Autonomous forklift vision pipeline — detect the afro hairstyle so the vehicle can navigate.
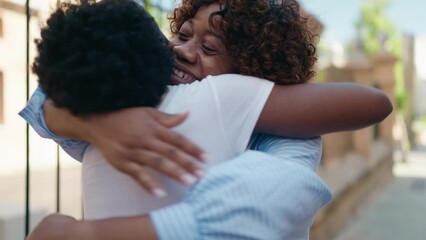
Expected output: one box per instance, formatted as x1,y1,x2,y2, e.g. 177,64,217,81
33,0,173,115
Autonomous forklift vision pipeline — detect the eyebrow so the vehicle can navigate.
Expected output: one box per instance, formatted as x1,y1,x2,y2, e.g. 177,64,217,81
205,28,224,39
189,18,224,39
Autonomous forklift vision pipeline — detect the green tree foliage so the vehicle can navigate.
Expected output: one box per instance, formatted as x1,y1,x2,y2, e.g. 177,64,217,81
355,0,400,56
355,0,407,111
142,0,168,30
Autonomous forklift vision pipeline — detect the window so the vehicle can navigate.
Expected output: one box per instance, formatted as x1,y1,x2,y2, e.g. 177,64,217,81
372,84,381,140
0,16,3,38
0,71,3,123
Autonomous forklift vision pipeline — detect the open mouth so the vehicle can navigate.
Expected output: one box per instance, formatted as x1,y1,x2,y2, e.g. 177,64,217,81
171,67,197,84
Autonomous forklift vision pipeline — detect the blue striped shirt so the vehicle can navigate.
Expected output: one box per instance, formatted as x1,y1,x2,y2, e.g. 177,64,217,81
151,150,331,240
19,88,332,240
19,87,90,160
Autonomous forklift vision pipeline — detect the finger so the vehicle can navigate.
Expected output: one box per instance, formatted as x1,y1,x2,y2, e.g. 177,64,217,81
129,150,199,186
149,109,188,127
157,128,207,162
145,140,205,178
118,161,167,198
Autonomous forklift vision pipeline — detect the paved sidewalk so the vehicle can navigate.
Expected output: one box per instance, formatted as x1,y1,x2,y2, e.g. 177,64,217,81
334,149,426,240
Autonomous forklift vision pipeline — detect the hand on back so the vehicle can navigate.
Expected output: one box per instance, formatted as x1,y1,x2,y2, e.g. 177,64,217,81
80,107,206,196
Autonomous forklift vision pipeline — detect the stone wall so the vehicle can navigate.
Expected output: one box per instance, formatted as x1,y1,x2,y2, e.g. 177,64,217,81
311,52,397,240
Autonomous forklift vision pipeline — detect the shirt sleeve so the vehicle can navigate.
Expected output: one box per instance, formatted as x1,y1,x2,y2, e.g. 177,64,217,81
18,86,89,161
150,151,332,240
249,133,322,171
206,74,274,154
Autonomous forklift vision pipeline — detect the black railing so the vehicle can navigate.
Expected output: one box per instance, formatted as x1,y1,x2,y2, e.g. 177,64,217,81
23,0,173,237
25,0,31,236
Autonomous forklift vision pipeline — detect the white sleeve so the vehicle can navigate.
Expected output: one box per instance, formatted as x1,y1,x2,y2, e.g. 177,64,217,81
206,74,274,154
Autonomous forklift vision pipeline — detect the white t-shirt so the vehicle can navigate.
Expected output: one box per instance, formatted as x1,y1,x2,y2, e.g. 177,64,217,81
82,74,274,220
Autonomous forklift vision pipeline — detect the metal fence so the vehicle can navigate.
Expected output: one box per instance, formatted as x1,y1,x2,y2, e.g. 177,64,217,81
23,0,173,236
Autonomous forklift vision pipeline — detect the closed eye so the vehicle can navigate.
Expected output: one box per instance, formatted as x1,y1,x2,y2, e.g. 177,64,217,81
202,44,218,55
178,31,189,41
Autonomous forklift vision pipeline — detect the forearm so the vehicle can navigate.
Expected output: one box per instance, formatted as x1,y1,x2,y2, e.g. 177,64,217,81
74,216,158,240
43,99,92,140
256,82,393,138
151,151,332,240
19,87,89,160
43,95,206,192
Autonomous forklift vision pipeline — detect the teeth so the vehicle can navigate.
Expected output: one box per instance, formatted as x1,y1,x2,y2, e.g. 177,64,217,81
173,68,183,77
173,68,194,83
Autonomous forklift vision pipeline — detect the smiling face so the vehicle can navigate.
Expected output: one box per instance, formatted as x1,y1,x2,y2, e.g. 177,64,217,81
169,3,235,85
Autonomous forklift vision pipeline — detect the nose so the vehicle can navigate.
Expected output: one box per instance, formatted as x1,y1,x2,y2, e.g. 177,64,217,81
172,41,197,64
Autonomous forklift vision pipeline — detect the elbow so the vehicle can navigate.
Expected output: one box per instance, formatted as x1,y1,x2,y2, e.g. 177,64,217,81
374,91,393,123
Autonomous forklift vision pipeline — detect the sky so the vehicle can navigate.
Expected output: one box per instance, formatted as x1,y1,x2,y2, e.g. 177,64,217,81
300,0,426,44
16,0,425,44
12,0,426,78
298,0,426,79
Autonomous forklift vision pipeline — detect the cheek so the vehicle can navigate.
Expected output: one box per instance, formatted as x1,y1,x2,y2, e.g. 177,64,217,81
203,57,235,76
215,57,235,73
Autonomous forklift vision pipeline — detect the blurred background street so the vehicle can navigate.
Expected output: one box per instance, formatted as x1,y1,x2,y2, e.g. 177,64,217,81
335,145,426,240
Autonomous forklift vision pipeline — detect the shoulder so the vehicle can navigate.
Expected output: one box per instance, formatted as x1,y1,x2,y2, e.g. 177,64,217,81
204,74,275,101
166,74,273,92
206,74,274,88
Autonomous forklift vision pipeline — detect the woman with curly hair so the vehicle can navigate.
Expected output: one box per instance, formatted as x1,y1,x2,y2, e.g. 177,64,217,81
169,0,317,85
25,0,392,239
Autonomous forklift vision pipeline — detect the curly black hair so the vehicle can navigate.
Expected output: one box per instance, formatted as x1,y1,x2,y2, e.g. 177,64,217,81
33,0,173,115
169,0,317,84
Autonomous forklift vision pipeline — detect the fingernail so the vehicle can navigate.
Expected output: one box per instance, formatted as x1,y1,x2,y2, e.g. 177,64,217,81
152,188,167,198
200,153,209,162
181,174,197,186
194,169,205,178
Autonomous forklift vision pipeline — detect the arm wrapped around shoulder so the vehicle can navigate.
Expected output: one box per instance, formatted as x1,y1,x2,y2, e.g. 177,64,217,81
256,82,393,138
151,151,332,240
